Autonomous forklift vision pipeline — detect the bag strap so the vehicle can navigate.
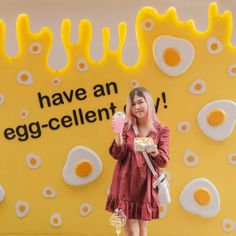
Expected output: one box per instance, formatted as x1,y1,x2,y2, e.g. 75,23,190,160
133,124,158,177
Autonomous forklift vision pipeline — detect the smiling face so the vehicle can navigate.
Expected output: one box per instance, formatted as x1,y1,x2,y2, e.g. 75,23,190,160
131,95,148,120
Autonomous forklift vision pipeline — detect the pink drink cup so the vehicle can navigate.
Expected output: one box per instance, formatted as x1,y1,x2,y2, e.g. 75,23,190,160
113,112,126,134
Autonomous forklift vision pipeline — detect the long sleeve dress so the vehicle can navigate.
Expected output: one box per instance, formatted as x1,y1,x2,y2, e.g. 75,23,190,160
105,121,170,220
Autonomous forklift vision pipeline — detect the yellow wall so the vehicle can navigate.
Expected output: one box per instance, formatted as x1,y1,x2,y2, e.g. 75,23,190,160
0,2,235,235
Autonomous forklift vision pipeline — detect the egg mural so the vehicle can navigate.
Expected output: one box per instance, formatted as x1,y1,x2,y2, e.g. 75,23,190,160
15,200,30,218
179,178,220,218
0,2,235,236
197,100,236,141
63,146,102,186
153,36,195,76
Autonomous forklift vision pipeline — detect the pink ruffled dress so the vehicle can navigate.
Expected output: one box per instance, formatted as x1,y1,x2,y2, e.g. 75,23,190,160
105,122,170,220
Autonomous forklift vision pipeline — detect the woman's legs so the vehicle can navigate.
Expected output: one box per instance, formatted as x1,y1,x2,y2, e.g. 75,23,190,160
138,220,148,236
123,219,148,236
123,219,139,236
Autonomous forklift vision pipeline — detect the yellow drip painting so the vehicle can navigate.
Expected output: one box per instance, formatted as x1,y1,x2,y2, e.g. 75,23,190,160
0,2,235,236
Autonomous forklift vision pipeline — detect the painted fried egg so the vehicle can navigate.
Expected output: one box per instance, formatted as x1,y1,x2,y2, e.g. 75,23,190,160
227,152,236,165
16,200,30,218
183,150,199,167
197,100,236,141
189,79,207,95
228,64,236,77
222,218,235,232
28,42,42,55
153,36,195,76
20,109,29,119
63,146,102,186
76,58,89,72
141,18,155,31
50,213,62,227
80,203,92,217
179,178,220,218
42,186,56,199
207,36,223,54
51,77,61,87
26,152,42,169
16,70,33,85
130,80,140,88
177,121,191,134
0,185,5,202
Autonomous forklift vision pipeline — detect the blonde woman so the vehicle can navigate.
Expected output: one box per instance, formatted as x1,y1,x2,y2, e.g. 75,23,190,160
106,87,170,236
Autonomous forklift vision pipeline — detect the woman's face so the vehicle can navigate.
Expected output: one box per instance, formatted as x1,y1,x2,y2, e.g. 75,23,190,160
131,95,148,119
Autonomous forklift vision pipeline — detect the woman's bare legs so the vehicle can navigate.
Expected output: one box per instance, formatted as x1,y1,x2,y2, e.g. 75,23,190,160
138,220,148,236
124,219,139,236
123,219,148,236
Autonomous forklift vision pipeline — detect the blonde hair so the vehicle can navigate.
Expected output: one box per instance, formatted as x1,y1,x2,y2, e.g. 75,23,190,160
125,87,159,130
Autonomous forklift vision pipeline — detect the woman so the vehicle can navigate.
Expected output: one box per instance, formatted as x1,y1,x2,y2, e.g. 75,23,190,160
106,87,170,236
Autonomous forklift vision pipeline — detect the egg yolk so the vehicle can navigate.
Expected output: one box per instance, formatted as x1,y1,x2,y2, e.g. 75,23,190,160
32,46,38,52
193,188,211,206
46,189,52,195
75,161,93,177
211,43,218,51
207,109,226,126
231,155,236,161
53,218,59,224
181,125,187,131
225,223,231,229
30,158,37,165
187,155,195,162
231,67,236,73
163,48,181,67
19,205,26,212
82,206,89,213
21,74,28,81
145,21,151,28
194,83,202,91
78,63,85,69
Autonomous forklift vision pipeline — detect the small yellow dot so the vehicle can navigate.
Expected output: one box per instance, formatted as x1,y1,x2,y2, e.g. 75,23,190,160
21,74,28,81
79,63,85,69
19,205,26,212
33,46,38,52
83,206,89,213
181,125,187,131
231,155,236,161
30,158,37,165
187,156,195,163
145,22,151,28
211,43,218,51
231,67,236,73
46,189,52,195
225,223,231,229
194,83,202,91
